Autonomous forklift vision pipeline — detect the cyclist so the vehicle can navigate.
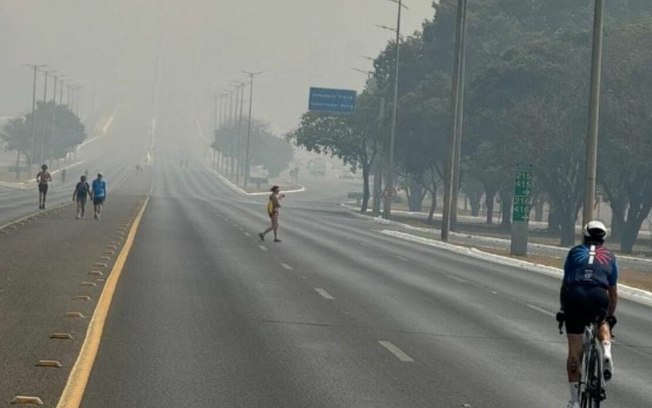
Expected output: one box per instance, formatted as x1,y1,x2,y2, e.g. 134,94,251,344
558,220,618,408
36,164,52,209
92,172,107,220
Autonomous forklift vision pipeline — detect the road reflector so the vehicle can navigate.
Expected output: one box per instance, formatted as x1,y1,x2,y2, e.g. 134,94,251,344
36,360,62,368
73,295,91,301
10,396,43,405
81,282,97,287
65,312,85,318
88,270,103,276
50,333,73,340
93,263,108,268
100,256,111,261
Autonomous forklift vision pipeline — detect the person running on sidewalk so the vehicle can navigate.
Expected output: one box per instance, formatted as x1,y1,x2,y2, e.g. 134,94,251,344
259,185,285,243
36,164,52,209
72,175,92,219
92,172,107,220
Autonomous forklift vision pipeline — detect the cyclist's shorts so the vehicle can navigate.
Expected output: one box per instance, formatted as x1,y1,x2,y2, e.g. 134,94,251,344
563,285,609,334
38,184,48,194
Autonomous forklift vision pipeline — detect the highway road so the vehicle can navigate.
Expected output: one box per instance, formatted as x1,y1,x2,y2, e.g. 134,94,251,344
72,132,652,407
1,113,651,407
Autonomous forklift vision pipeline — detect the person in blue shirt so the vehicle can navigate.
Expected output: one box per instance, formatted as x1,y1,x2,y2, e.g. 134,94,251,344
92,172,107,220
558,220,618,408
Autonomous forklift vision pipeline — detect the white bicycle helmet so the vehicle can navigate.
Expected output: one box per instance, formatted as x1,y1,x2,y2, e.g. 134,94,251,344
583,220,608,239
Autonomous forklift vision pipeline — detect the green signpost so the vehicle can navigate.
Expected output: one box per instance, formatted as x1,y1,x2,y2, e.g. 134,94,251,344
512,169,533,222
511,165,533,255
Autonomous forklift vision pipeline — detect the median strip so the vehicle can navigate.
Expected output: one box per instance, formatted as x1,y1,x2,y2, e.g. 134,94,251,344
56,197,149,408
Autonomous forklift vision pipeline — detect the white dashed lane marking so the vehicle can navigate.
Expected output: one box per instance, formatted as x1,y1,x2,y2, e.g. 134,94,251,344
244,232,251,237
258,245,268,252
281,263,294,271
526,304,556,317
446,274,468,284
314,288,334,300
378,341,415,362
395,255,409,262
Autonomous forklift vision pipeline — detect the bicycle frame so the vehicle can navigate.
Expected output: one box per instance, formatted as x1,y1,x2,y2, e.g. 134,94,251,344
580,322,606,407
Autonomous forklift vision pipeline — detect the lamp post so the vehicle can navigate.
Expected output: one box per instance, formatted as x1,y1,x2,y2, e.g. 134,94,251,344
379,0,406,219
24,64,46,167
583,0,605,226
441,0,468,242
231,81,246,185
243,71,262,189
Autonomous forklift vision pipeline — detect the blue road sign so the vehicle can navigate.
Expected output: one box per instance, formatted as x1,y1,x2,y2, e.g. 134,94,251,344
309,87,356,114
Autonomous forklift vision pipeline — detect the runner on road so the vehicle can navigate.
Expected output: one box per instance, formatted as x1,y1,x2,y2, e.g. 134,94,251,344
259,185,284,243
92,172,107,220
36,164,52,209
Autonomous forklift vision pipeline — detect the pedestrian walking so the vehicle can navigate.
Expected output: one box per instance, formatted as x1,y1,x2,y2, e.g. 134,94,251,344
259,185,285,243
72,175,91,219
92,172,107,220
36,164,52,209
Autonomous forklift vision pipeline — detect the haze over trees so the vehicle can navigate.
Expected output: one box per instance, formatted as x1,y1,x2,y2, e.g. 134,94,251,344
1,101,86,177
291,0,652,253
212,119,293,178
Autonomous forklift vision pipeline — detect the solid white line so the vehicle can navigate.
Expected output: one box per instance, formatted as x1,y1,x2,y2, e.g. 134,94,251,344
281,263,294,271
526,304,556,317
446,274,468,283
314,288,334,300
258,245,268,252
378,341,415,362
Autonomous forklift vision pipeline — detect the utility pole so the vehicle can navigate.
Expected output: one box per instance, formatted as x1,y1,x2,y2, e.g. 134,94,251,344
39,70,54,164
583,0,605,226
231,81,246,184
243,71,262,189
441,0,468,242
382,0,405,219
25,64,46,167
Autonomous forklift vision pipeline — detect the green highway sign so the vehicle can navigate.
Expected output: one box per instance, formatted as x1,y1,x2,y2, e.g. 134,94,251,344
512,167,533,222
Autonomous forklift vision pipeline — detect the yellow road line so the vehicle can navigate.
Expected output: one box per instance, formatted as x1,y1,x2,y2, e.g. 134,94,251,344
56,197,150,408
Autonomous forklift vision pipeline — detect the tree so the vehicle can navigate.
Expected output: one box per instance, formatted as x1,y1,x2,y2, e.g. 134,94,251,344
599,18,652,252
289,93,382,212
1,101,86,177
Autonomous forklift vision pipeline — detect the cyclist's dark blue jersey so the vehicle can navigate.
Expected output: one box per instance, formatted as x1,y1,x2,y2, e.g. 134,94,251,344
563,243,618,289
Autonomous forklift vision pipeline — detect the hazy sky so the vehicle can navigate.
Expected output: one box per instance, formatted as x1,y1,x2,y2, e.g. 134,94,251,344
1,1,436,134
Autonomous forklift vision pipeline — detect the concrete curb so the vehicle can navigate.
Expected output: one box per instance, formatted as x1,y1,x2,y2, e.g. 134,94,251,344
212,169,306,196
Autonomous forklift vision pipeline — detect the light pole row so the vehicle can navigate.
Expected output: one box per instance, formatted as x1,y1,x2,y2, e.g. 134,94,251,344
24,64,83,167
213,71,262,187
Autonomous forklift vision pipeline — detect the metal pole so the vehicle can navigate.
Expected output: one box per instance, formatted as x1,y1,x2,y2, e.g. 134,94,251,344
441,0,468,242
40,71,50,164
583,0,605,226
26,64,45,167
382,0,402,219
244,71,261,188
52,75,58,103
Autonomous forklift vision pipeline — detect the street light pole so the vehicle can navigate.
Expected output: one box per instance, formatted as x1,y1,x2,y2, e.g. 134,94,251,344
441,0,468,242
583,0,605,226
382,0,404,219
39,70,53,164
25,64,46,167
243,71,262,189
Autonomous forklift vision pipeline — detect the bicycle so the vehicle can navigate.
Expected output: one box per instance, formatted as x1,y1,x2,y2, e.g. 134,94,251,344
559,317,607,407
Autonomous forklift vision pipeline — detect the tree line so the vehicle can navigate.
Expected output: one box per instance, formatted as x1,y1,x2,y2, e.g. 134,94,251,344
1,101,86,177
290,0,652,253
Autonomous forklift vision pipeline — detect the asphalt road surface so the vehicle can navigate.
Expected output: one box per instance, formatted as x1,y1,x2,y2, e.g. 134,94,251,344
75,142,652,407
1,111,650,407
